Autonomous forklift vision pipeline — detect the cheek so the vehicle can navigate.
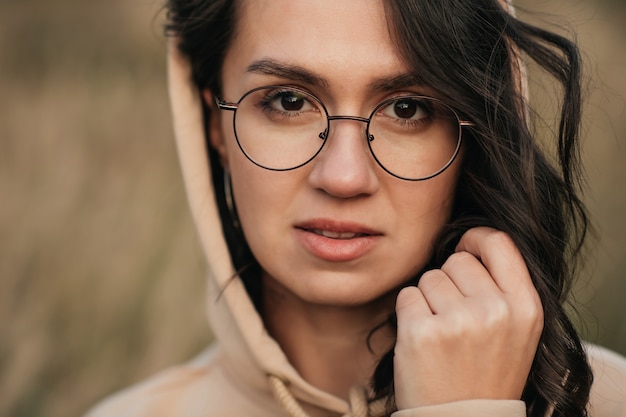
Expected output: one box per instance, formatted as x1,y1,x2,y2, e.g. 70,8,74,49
388,163,461,262
230,160,268,229
394,163,461,222
228,155,297,251
229,168,271,269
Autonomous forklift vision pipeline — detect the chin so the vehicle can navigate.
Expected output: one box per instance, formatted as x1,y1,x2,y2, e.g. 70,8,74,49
272,269,405,308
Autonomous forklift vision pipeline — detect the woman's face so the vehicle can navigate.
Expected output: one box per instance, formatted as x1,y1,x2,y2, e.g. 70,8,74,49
209,0,462,307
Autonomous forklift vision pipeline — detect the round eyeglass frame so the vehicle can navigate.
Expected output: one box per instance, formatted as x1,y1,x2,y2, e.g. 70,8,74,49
215,85,473,181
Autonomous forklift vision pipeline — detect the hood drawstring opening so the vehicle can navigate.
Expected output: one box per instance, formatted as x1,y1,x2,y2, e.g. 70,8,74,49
268,374,387,417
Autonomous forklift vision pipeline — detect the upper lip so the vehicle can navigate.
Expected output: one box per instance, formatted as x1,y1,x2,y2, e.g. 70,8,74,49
295,218,382,236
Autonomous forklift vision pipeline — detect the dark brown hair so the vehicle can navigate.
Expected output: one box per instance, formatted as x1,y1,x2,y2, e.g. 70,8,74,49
165,1,593,415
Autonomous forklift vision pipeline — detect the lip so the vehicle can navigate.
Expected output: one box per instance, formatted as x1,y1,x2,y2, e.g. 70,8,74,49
294,219,383,262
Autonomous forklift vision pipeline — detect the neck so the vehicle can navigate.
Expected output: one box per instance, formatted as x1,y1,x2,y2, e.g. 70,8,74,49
262,277,396,400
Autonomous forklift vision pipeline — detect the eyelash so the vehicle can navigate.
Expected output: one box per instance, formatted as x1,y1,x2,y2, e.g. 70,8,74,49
256,88,316,117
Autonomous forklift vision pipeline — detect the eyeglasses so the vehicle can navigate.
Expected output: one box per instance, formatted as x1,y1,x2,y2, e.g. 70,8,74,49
216,85,472,181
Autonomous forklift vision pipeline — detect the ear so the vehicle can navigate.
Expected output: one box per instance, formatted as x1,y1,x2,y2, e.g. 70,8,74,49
203,89,229,169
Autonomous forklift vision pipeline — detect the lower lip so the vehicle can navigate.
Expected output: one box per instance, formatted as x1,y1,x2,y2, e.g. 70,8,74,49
295,228,381,262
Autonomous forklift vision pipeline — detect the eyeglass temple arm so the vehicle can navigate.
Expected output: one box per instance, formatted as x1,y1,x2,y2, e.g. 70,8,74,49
459,120,474,127
215,97,238,111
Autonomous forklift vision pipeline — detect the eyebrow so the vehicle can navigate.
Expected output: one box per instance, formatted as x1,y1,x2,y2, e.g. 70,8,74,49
246,59,329,88
369,73,423,92
246,58,422,92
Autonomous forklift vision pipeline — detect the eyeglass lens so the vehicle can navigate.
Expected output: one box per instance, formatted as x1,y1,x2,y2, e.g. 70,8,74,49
232,86,462,180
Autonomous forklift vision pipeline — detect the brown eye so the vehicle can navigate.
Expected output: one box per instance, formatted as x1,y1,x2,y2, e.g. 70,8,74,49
380,97,429,122
280,94,305,111
393,100,419,119
268,91,314,113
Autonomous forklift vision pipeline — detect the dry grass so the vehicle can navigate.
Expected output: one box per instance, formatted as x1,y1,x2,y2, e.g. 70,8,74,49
0,1,624,416
0,2,210,415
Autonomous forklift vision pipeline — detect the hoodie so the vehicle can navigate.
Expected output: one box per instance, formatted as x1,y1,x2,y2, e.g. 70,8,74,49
85,1,626,416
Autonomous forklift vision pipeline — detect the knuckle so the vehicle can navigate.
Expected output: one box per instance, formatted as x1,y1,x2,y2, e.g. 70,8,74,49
395,286,422,312
445,309,490,342
505,291,545,338
443,250,475,268
485,230,516,251
485,298,511,326
418,269,445,290
485,231,529,275
520,297,545,329
447,310,473,335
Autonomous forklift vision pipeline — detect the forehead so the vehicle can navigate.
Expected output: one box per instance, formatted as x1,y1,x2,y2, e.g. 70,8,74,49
221,0,410,97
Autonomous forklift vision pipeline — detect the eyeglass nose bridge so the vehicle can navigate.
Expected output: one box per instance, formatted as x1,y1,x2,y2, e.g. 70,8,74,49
318,115,375,142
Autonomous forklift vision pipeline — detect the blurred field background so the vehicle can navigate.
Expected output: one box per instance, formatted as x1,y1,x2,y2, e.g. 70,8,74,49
0,0,624,416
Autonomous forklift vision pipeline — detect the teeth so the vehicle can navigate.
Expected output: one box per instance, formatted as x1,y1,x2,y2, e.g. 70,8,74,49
313,229,359,239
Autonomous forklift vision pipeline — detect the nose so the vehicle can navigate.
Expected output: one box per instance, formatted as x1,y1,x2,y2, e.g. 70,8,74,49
308,117,380,198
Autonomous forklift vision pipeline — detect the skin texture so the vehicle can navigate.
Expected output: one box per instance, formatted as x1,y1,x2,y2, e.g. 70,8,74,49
204,0,544,408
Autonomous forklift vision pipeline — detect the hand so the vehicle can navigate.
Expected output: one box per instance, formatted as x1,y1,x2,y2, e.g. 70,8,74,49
393,227,544,409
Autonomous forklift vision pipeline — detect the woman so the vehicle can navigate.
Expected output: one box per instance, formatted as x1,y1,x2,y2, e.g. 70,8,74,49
86,0,626,416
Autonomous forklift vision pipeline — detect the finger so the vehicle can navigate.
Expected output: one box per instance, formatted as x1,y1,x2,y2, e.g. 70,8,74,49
417,269,464,314
455,227,532,295
395,285,432,319
440,250,499,297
